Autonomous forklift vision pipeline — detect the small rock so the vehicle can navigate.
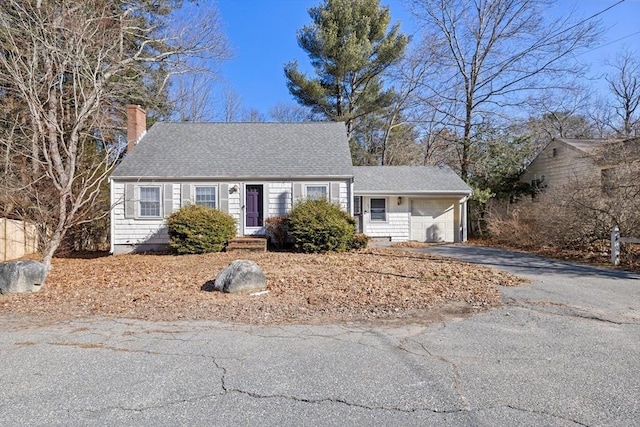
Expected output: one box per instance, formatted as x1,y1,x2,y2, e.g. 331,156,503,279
212,260,267,293
0,260,47,294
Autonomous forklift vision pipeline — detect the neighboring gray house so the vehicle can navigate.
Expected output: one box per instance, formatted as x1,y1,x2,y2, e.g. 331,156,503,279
521,137,640,195
110,106,471,253
353,166,471,243
521,138,620,192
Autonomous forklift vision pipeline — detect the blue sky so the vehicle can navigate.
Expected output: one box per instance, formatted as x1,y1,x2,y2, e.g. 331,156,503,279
213,0,640,118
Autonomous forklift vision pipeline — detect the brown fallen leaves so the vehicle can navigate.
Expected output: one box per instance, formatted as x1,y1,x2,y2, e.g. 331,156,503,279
0,249,527,325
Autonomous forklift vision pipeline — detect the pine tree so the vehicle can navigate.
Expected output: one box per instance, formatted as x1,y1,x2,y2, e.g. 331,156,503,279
284,0,408,139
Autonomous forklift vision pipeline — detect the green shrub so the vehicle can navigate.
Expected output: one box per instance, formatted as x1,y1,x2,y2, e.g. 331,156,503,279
167,205,236,254
349,233,370,250
287,199,356,253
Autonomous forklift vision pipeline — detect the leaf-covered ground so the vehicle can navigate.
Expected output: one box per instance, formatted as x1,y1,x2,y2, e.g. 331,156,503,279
0,249,527,325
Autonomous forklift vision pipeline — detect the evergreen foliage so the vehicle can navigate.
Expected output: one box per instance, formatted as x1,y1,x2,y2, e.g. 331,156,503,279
167,205,236,254
284,0,408,139
287,199,356,253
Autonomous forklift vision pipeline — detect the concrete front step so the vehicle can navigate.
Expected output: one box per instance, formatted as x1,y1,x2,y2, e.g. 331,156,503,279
226,236,268,252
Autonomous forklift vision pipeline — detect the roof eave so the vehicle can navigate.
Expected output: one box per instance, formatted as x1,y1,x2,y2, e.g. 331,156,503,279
354,190,472,196
110,174,354,181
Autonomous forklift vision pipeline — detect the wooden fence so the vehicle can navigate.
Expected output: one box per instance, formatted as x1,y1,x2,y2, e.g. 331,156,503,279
0,218,38,262
611,226,640,265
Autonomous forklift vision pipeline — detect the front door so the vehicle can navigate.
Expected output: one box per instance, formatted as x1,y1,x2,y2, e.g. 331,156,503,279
245,185,264,229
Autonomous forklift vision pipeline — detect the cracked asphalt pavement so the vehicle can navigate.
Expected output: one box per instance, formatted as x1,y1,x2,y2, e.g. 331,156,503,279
1,245,639,426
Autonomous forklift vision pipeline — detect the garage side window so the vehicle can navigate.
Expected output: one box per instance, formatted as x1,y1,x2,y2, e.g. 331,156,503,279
370,198,386,221
140,186,161,217
195,186,216,208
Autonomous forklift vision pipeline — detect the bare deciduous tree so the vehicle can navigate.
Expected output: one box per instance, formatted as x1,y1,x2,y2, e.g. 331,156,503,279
606,49,640,137
216,85,244,122
0,0,229,268
408,0,601,179
268,102,317,122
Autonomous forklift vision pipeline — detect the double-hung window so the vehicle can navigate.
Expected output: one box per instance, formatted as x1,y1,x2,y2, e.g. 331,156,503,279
306,185,328,201
195,186,216,208
139,186,161,217
370,198,386,221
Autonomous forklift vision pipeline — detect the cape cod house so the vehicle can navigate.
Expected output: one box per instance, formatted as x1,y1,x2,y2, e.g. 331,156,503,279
109,106,471,253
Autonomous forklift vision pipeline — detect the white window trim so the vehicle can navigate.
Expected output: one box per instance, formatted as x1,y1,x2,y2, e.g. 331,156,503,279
305,183,329,201
138,185,162,218
370,197,387,222
194,185,218,209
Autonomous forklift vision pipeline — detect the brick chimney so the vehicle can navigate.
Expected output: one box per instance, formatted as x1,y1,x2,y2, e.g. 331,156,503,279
126,105,146,153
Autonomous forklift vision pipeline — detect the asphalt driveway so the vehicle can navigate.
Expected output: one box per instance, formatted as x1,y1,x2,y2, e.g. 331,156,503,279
0,245,638,426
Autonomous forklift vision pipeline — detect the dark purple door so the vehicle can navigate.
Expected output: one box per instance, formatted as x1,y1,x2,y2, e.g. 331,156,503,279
245,185,263,227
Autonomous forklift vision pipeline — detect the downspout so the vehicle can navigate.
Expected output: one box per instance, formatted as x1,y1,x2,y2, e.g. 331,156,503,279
349,177,354,216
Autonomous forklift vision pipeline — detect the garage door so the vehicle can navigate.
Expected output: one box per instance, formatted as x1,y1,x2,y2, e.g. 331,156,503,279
410,199,455,242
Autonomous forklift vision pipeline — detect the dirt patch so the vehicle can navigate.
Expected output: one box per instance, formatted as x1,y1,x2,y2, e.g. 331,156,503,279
0,249,527,325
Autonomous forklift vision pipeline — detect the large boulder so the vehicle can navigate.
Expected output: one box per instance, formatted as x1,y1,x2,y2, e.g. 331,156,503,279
213,260,267,293
0,260,47,294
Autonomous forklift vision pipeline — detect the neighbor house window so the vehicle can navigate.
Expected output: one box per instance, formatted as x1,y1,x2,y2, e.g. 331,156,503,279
370,198,386,221
139,186,160,217
195,186,216,208
306,185,328,200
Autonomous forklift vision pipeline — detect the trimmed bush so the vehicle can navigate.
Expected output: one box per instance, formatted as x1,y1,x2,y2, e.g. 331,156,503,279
349,233,370,250
287,199,356,253
167,205,236,254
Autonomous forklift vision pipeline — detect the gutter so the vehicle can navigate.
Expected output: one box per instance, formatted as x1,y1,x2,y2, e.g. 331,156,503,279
354,190,473,196
110,175,355,181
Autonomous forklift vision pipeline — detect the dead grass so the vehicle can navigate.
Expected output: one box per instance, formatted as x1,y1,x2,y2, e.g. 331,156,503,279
0,248,527,325
471,238,640,272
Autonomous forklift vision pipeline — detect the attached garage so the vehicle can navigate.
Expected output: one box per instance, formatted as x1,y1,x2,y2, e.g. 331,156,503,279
410,199,457,242
353,166,472,243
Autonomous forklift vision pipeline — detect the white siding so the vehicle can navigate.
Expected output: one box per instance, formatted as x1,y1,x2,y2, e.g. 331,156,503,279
338,181,348,211
112,181,170,251
112,181,241,253
227,182,241,233
362,196,410,242
268,182,292,217
359,196,465,243
112,179,351,252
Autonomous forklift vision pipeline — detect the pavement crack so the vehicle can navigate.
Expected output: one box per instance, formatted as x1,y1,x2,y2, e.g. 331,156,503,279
210,355,229,394
417,342,469,410
504,405,589,426
223,387,466,414
396,339,469,410
505,301,638,325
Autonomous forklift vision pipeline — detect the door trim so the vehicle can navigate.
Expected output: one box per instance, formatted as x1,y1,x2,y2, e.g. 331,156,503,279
243,183,267,235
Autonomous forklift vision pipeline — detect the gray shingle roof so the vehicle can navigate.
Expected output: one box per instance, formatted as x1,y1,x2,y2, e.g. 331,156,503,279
353,166,471,194
111,122,353,179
